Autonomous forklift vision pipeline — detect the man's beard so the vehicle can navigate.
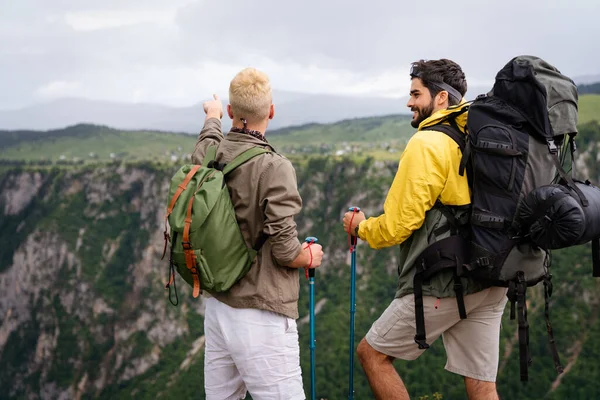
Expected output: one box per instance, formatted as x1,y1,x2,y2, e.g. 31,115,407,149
410,99,435,128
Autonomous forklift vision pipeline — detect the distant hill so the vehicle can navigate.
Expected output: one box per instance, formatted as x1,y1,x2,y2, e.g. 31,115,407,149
578,82,600,95
0,114,415,164
0,124,198,165
0,86,491,133
574,74,600,85
0,92,408,133
578,94,600,125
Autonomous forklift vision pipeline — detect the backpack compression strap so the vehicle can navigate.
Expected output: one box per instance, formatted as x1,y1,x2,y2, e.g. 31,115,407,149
183,190,202,298
507,272,533,381
181,169,218,298
543,275,564,377
162,165,202,260
547,139,589,207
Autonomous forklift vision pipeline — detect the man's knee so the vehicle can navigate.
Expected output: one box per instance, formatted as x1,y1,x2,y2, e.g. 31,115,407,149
464,377,499,400
357,338,369,365
357,338,391,368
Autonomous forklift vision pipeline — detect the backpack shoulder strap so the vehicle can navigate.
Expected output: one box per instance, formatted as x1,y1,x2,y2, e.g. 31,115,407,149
222,147,271,175
201,145,217,166
424,123,466,153
424,123,471,181
423,102,471,150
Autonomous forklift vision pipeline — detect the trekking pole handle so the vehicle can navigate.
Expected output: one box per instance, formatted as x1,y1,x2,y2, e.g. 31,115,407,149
348,207,360,246
305,237,318,278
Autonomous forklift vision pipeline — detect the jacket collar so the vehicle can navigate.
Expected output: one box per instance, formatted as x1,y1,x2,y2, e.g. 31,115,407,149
225,130,277,152
418,100,469,132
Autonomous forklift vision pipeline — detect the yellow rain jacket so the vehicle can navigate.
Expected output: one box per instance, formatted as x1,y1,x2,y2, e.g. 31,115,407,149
358,102,489,298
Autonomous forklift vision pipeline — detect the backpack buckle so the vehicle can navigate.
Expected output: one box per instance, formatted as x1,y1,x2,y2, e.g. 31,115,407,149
547,139,558,155
181,241,193,250
476,257,490,267
454,281,463,292
414,335,430,350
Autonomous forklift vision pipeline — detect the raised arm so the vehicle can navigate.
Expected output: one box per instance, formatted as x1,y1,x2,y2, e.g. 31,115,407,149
191,94,225,164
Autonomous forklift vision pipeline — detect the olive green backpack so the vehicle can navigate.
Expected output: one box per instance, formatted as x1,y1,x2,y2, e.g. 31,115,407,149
161,145,269,305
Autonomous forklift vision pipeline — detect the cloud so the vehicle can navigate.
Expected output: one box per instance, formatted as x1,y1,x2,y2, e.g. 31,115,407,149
0,0,598,110
63,9,176,31
36,81,83,99
173,0,599,78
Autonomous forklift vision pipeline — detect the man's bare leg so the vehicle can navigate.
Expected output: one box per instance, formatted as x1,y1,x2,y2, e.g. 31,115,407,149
464,377,500,400
357,338,410,400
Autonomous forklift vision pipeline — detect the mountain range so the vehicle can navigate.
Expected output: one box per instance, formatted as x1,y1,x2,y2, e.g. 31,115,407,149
0,87,492,133
2,74,596,134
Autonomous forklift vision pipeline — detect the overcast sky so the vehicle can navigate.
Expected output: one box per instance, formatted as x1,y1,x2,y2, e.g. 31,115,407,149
1,0,598,110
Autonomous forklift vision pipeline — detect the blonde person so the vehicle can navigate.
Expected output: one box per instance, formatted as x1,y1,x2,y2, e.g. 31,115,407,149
192,68,323,400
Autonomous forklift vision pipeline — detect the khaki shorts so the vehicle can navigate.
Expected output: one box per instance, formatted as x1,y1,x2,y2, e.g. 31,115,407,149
366,286,508,382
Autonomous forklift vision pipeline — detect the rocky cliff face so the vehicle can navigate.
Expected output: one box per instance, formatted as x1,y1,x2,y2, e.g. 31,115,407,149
0,165,199,399
0,158,395,399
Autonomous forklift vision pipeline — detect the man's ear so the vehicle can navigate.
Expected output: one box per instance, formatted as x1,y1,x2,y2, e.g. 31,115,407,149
437,91,449,108
227,104,234,120
269,104,275,120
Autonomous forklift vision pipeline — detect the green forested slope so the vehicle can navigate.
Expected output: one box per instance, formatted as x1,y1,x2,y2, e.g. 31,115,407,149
0,114,414,164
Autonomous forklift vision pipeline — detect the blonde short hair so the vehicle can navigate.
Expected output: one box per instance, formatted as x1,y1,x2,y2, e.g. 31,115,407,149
229,68,272,122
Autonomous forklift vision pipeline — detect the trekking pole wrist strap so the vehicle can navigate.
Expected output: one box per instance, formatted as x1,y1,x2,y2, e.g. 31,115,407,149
304,242,314,269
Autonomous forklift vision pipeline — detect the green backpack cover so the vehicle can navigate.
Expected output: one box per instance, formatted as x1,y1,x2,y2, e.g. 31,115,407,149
162,145,269,304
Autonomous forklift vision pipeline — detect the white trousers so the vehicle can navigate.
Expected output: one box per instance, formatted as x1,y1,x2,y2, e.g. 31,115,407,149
204,297,305,400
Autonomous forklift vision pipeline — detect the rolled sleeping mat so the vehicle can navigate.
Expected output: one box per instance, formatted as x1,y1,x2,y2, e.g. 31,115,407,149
518,181,600,250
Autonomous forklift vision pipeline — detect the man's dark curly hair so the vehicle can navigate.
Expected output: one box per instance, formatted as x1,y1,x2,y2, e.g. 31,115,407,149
410,59,467,106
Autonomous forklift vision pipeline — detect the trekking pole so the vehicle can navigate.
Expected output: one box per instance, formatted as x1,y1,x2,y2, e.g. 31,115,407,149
347,206,360,400
305,236,318,400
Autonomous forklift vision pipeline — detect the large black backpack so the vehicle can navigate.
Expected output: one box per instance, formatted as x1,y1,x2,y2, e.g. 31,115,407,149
413,55,600,381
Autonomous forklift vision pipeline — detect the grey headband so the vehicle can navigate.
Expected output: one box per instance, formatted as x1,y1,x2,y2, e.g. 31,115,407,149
410,70,462,103
427,80,462,103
